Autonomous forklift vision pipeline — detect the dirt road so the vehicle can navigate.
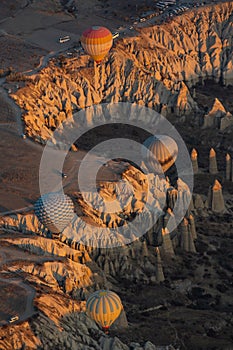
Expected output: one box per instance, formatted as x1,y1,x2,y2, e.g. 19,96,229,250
0,277,35,326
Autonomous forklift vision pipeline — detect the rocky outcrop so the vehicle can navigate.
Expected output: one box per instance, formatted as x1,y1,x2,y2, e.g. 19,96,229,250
203,98,226,128
207,179,226,213
191,148,198,174
10,2,233,143
10,260,92,294
160,228,175,258
0,163,196,286
34,312,174,350
220,112,233,131
3,236,91,264
180,218,196,253
0,308,174,350
0,213,47,235
189,214,197,241
202,98,233,130
155,247,165,282
226,153,231,180
209,148,218,174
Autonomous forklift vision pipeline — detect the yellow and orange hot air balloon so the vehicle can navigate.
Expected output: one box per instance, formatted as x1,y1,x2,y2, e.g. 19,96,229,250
86,290,123,333
80,26,113,64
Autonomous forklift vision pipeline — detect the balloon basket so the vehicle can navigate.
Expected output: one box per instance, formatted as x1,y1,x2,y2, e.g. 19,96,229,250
102,327,109,335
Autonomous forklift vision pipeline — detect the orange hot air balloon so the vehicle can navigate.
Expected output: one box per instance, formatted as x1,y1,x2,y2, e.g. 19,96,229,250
80,26,113,64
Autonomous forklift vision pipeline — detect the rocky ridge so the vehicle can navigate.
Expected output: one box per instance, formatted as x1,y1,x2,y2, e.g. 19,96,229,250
10,2,233,143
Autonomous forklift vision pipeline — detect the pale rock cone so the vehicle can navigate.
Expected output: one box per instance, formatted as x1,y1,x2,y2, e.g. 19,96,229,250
188,231,196,253
193,194,204,210
160,228,175,257
203,98,226,128
155,247,165,282
191,148,199,174
189,214,197,240
163,208,172,228
141,240,149,257
208,179,226,213
232,160,233,182
111,309,128,330
167,188,178,210
147,226,154,246
180,218,196,252
129,246,136,259
172,234,179,250
209,148,218,174
163,208,177,233
176,178,192,216
180,218,189,251
226,153,231,180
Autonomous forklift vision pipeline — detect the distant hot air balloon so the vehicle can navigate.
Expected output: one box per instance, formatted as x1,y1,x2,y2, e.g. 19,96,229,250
86,290,123,333
80,26,113,64
34,192,74,233
142,135,178,173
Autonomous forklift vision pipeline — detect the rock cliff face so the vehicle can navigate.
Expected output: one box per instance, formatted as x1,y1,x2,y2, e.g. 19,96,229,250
0,310,175,350
11,2,233,142
202,98,233,129
1,164,196,285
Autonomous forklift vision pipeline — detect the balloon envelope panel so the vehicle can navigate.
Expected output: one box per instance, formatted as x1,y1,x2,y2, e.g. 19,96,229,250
34,192,74,233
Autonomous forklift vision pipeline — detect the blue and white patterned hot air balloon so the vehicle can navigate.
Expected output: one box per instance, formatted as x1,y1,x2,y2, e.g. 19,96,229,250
34,192,74,233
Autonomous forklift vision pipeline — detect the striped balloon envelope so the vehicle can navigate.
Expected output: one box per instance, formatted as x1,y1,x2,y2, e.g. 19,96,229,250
142,135,178,173
86,290,123,332
34,192,74,234
80,26,113,63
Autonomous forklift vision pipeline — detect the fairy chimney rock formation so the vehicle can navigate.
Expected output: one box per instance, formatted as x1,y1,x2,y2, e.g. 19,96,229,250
111,309,128,330
163,207,172,228
163,208,177,233
189,214,197,240
167,188,178,210
191,148,199,174
220,112,233,131
193,194,204,210
232,159,233,182
141,240,149,257
155,247,165,282
160,228,175,258
180,218,196,253
209,148,218,174
203,98,227,128
208,179,226,213
173,82,198,116
226,153,231,180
